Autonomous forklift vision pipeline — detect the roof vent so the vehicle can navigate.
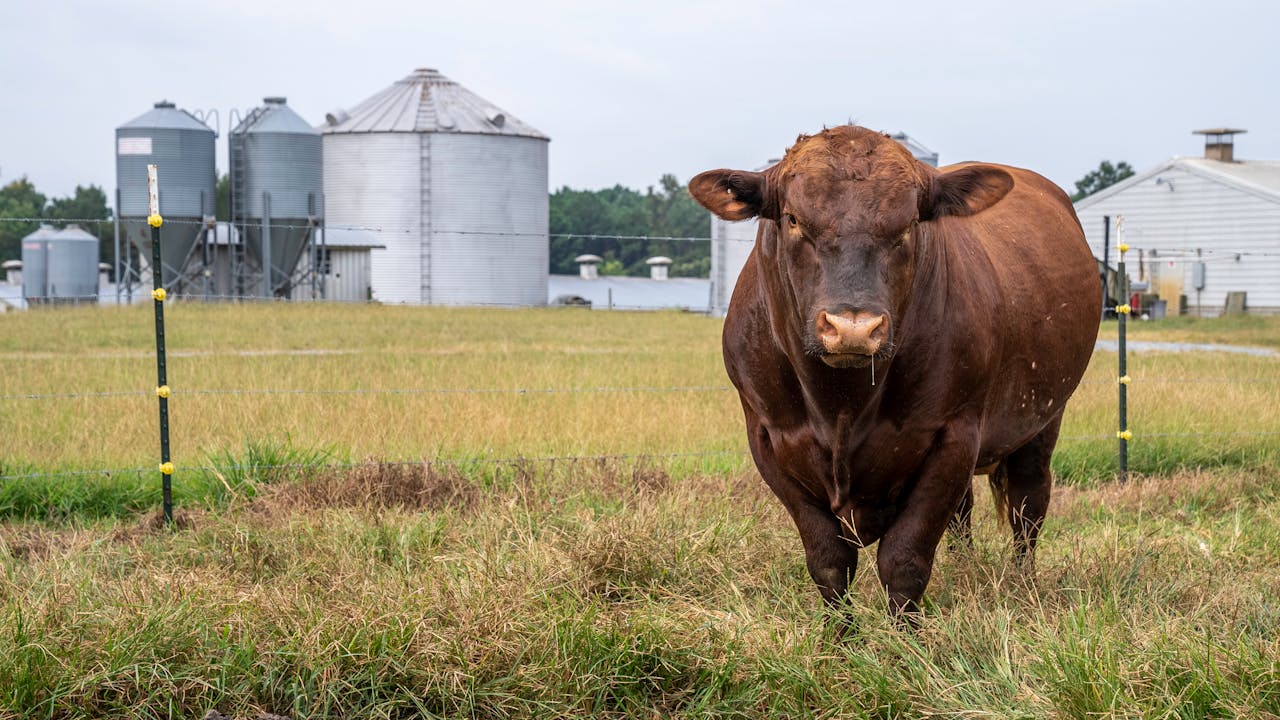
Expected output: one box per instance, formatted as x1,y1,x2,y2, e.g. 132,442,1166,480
1193,128,1246,162
154,100,176,109
486,110,506,128
646,256,673,281
325,108,350,126
575,254,603,280
264,96,287,105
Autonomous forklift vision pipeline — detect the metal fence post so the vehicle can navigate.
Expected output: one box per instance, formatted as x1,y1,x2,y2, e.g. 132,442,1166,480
1115,215,1132,483
147,165,175,524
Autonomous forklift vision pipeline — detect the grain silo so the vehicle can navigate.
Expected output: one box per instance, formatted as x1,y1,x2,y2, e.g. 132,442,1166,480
230,97,324,297
321,68,549,305
114,101,216,292
22,224,99,305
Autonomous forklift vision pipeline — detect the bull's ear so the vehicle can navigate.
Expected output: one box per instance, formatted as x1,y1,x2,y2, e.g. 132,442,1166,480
689,169,778,221
922,164,1014,220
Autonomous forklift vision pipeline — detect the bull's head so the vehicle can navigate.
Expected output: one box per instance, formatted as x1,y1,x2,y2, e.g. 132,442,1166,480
690,126,1013,369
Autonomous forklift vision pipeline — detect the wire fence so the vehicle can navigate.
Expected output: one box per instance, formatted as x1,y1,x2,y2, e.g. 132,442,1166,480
3,215,1279,496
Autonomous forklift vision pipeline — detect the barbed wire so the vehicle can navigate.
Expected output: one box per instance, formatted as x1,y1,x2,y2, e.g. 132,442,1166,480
0,216,728,243
0,449,747,482
4,376,1280,402
0,385,736,401
5,432,1280,483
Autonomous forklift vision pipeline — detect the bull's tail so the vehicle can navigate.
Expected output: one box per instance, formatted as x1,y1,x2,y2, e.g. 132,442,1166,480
987,459,1010,521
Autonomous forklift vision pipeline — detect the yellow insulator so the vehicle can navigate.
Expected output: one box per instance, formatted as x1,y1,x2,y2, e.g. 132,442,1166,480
1116,304,1131,314
156,385,171,398
1118,375,1131,385
147,214,164,228
151,288,167,302
1118,242,1130,254
159,462,175,475
1116,430,1133,441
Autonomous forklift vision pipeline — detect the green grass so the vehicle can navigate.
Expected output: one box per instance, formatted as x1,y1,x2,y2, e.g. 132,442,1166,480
1,304,1279,717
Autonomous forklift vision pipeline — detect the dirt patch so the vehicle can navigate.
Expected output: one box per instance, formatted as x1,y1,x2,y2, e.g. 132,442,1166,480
203,711,290,720
255,461,480,514
110,509,198,544
1,526,66,560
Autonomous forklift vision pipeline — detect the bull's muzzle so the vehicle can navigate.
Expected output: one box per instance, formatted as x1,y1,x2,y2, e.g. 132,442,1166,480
815,310,889,368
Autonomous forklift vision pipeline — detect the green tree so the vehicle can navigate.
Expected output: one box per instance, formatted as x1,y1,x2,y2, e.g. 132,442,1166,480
1071,160,1135,202
0,177,47,262
216,173,230,220
549,174,710,277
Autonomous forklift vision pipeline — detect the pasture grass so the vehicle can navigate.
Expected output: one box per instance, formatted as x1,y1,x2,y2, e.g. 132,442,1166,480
1,303,1279,716
2,463,1279,717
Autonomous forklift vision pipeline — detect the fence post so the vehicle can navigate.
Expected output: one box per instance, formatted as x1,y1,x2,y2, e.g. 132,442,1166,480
147,165,175,524
1115,215,1132,483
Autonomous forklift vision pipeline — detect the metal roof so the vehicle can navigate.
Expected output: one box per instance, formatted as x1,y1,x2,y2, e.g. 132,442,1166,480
1074,156,1280,210
316,227,385,249
321,68,548,139
232,97,318,135
117,101,214,132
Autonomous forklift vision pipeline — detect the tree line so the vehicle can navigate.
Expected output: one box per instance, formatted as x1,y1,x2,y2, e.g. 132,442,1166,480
549,174,711,277
0,178,113,265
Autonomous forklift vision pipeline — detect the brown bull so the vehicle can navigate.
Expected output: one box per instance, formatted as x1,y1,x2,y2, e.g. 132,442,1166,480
690,126,1100,623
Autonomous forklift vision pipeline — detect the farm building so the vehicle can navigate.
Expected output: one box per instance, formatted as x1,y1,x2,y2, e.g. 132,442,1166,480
321,68,549,307
548,255,710,311
1074,129,1280,316
709,132,939,316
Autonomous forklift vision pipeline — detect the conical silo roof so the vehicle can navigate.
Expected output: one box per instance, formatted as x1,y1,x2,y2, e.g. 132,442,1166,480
233,97,319,135
321,68,547,139
118,100,213,132
22,224,59,241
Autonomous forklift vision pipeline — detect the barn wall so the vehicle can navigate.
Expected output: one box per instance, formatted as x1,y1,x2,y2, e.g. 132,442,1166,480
1075,165,1280,313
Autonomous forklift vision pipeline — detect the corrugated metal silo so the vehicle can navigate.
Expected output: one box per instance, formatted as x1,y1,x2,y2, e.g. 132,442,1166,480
22,224,99,304
321,68,549,305
230,97,323,297
115,101,216,289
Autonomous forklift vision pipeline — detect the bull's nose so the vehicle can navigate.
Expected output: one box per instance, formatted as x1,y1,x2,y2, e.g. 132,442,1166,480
817,311,887,355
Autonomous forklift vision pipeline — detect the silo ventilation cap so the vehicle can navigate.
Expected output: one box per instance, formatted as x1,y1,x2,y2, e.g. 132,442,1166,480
264,96,287,105
154,100,176,109
486,110,506,128
326,109,350,126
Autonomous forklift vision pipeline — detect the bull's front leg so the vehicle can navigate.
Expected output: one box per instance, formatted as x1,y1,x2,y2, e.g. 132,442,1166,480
746,414,859,624
876,424,979,621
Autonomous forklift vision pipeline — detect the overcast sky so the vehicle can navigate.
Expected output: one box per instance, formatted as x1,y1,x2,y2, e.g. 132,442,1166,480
2,0,1277,204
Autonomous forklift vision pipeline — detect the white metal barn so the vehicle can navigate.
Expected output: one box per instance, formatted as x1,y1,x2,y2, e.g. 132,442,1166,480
321,68,550,306
1074,129,1280,316
708,132,940,316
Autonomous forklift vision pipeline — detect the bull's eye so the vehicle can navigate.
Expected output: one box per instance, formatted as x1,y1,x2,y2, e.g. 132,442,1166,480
785,213,798,228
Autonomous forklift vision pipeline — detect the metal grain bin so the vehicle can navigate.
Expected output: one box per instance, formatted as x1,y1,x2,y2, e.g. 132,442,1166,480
22,225,99,304
115,101,216,289
230,97,323,296
321,68,549,306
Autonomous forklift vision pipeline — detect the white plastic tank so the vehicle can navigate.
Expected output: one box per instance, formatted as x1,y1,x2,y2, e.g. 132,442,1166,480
321,68,549,306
